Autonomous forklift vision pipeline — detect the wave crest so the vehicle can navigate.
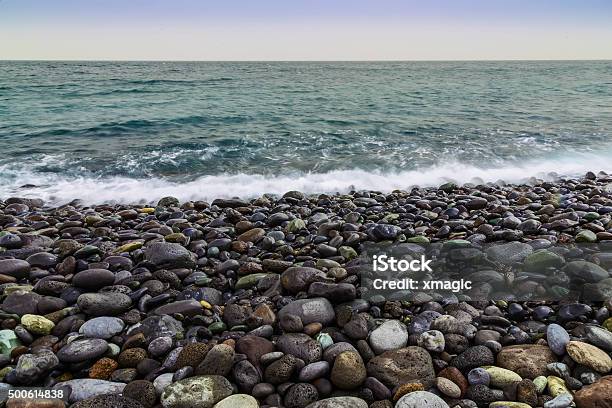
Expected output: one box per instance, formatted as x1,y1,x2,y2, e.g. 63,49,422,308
0,151,610,205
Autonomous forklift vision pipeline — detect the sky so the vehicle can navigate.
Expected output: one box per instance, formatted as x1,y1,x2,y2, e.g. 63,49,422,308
1,0,612,61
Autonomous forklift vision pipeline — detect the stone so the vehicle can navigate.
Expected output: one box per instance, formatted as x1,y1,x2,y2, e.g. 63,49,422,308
533,376,548,394
123,380,157,408
485,242,533,264
576,230,598,243
523,250,565,271
484,366,522,388
305,397,368,408
153,373,173,395
467,367,490,386
79,316,125,339
265,354,300,384
330,351,366,389
145,242,196,269
213,394,259,408
173,343,212,370
566,341,612,373
89,357,118,380
21,314,54,335
547,323,570,356
77,292,132,316
235,335,274,367
585,325,612,352
565,261,609,283
395,391,450,408
451,345,495,372
14,349,59,384
547,376,570,397
2,291,41,316
299,361,330,382
72,269,115,290
71,394,144,408
0,330,21,355
544,393,573,408
438,366,468,397
153,300,203,317
277,333,322,364
0,259,30,279
237,228,265,242
417,330,445,352
436,376,461,398
160,375,232,408
195,344,234,376
366,346,435,388
284,383,319,408
277,298,335,326
574,375,612,408
57,339,109,363
232,359,260,393
281,267,327,293
136,315,184,342
369,320,409,354
55,379,126,403
497,344,557,379
516,379,538,407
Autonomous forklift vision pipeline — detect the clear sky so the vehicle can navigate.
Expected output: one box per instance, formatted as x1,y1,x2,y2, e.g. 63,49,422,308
2,0,612,61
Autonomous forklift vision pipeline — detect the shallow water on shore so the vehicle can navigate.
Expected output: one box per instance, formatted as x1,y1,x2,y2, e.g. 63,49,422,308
1,60,611,203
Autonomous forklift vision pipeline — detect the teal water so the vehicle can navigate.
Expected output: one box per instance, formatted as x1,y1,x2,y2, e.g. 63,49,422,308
0,61,611,203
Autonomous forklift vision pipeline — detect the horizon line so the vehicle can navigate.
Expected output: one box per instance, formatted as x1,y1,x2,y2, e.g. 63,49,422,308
2,58,612,63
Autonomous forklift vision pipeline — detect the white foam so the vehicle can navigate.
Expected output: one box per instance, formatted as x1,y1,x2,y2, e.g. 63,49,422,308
1,150,610,205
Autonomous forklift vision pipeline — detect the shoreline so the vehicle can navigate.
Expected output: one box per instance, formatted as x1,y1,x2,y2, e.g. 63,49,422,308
0,171,611,407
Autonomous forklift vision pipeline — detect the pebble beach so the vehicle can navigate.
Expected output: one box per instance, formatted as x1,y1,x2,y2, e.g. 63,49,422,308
0,172,612,408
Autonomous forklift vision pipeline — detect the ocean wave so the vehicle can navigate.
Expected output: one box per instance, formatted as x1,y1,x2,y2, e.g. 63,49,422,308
0,151,610,205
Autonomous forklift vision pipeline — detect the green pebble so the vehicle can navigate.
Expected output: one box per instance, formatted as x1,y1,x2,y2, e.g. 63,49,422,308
106,343,121,357
195,276,213,286
235,273,272,290
576,230,597,243
165,233,188,244
407,236,430,244
21,314,55,335
316,259,341,269
584,212,600,221
381,213,399,223
316,333,333,349
0,330,21,355
338,246,358,260
533,376,548,394
114,241,144,253
0,366,13,381
483,366,522,388
286,219,306,233
209,322,227,334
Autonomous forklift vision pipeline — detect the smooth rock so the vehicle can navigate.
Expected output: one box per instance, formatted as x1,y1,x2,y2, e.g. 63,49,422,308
369,320,409,354
366,346,435,388
395,391,450,408
160,375,233,408
55,379,125,403
79,317,125,339
566,341,612,373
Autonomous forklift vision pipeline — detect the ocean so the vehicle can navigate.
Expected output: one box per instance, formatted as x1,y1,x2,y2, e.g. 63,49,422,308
1,60,611,204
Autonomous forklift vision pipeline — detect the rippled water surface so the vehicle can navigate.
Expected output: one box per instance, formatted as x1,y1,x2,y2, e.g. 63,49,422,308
1,61,611,203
